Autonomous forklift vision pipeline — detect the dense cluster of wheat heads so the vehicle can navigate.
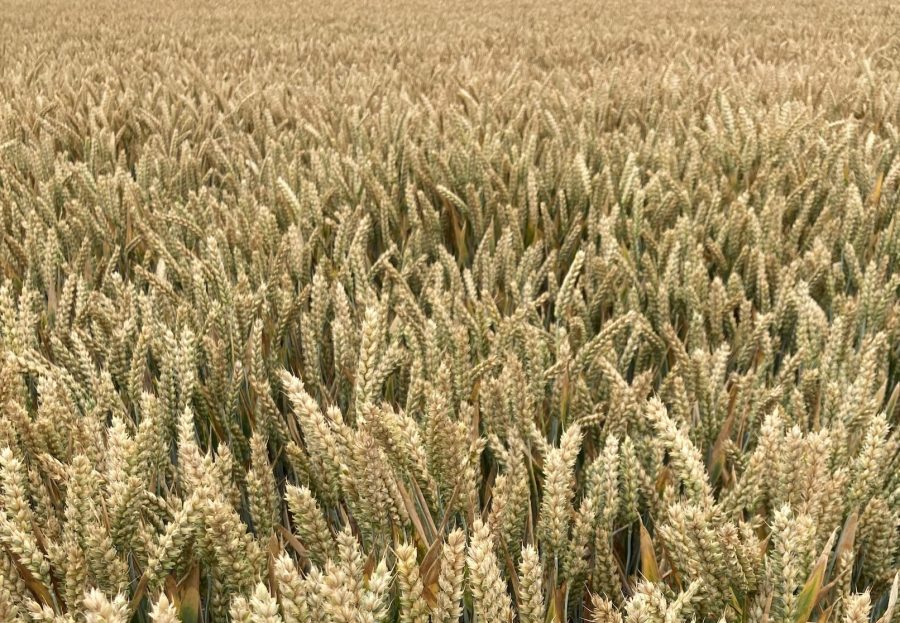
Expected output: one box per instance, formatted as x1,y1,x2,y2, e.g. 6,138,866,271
1,0,900,621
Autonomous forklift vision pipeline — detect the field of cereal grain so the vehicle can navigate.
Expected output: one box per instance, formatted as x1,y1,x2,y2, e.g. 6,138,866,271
1,1,900,621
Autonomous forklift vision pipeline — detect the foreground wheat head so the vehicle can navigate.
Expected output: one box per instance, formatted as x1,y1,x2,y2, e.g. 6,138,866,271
1,0,899,621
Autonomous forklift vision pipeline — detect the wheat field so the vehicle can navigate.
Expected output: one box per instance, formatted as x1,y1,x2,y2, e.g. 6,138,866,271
1,0,900,621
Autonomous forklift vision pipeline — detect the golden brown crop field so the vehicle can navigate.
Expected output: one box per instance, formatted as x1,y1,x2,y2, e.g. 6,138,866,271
1,0,900,621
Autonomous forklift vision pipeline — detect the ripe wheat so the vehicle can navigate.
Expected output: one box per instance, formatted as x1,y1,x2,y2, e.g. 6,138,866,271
0,0,899,621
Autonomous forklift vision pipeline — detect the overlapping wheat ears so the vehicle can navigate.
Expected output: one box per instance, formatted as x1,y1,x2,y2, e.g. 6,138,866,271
1,0,899,621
